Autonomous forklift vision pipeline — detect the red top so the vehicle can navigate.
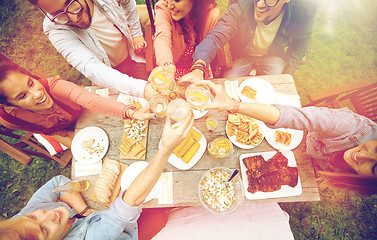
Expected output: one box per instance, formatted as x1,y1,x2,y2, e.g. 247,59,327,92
0,78,133,136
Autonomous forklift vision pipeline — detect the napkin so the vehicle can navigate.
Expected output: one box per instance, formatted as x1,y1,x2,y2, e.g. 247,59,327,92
74,160,103,177
224,80,240,100
274,92,302,107
158,172,173,204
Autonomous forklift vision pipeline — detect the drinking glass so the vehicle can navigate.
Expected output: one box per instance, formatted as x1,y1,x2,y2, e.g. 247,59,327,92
185,83,212,110
149,94,168,117
206,115,219,132
207,137,233,158
167,98,190,122
150,70,175,93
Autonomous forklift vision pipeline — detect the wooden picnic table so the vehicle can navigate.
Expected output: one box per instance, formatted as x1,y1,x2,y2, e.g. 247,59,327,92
72,74,320,210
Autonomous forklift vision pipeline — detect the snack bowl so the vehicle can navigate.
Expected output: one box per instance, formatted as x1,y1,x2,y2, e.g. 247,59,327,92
198,167,244,215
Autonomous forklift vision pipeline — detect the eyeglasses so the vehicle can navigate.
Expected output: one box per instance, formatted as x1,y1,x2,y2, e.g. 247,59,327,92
255,0,280,7
40,0,82,25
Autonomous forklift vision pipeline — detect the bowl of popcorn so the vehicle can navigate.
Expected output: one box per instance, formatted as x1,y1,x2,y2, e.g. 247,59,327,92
198,167,244,215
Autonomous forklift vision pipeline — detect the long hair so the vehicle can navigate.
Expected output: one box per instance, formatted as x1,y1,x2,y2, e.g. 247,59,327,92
317,149,377,196
178,0,217,45
0,62,23,105
318,171,377,196
0,217,40,240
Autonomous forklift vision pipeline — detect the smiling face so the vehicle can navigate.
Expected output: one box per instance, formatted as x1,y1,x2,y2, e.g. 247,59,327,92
168,0,194,22
254,0,290,25
37,0,93,29
0,71,54,111
21,206,70,240
343,141,377,177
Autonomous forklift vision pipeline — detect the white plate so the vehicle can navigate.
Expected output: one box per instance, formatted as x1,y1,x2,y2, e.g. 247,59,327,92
264,127,304,151
121,161,161,203
159,126,206,170
117,94,148,107
192,108,208,119
71,126,109,164
226,120,265,149
239,151,302,200
238,78,276,105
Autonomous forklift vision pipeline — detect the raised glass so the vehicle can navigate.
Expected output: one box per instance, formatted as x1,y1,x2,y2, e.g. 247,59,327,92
149,94,169,117
167,98,191,122
185,83,212,110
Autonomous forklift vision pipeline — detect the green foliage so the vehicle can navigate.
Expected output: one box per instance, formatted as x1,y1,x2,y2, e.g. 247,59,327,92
0,0,377,238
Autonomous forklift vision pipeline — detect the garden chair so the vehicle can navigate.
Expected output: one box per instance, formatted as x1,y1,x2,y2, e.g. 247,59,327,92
0,53,72,166
304,80,377,122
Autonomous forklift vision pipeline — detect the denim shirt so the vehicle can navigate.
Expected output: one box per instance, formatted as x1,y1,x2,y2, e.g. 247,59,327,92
43,0,147,97
267,105,377,159
193,0,317,74
12,175,141,240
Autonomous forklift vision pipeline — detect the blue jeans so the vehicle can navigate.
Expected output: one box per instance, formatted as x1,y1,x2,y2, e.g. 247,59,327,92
224,55,286,77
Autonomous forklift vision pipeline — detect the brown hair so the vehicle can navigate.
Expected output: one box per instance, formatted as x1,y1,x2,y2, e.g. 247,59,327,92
0,62,23,105
178,0,217,45
0,217,40,240
318,171,377,196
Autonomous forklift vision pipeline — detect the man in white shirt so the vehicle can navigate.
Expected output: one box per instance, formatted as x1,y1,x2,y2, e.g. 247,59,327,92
28,0,155,98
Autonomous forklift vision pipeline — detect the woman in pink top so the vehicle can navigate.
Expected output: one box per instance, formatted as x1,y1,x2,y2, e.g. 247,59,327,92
153,0,220,81
0,63,155,148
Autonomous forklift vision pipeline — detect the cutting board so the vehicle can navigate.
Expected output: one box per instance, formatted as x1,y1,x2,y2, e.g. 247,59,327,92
89,158,128,207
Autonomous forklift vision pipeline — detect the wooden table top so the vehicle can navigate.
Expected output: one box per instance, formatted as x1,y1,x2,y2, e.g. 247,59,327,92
72,74,320,210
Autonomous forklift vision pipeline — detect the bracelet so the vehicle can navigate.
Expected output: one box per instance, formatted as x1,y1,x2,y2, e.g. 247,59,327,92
164,61,175,66
190,64,206,74
193,59,206,68
227,98,240,114
125,106,137,119
78,206,89,216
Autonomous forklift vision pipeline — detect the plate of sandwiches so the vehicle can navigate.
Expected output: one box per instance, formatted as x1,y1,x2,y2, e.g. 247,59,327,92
160,126,206,170
264,127,304,151
121,161,161,203
238,78,276,105
239,151,302,200
226,113,265,149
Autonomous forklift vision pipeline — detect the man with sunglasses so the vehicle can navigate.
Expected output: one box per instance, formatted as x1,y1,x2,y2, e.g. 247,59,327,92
27,0,155,98
180,0,317,81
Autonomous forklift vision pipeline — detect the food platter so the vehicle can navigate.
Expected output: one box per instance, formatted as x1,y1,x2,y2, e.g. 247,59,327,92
239,151,302,200
264,126,304,151
159,126,206,170
238,78,276,105
120,161,161,203
71,126,109,164
226,119,265,149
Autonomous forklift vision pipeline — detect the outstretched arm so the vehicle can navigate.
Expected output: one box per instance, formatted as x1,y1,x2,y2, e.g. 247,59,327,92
200,80,280,124
122,112,194,206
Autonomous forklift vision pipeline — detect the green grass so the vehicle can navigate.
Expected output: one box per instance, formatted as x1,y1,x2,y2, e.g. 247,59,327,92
1,0,377,238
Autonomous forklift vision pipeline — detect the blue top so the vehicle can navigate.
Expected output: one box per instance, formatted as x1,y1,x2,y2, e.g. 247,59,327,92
193,0,317,74
268,105,377,159
13,175,141,240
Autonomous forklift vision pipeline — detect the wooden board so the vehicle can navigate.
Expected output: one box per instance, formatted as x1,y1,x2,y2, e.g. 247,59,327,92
89,158,128,207
119,119,148,159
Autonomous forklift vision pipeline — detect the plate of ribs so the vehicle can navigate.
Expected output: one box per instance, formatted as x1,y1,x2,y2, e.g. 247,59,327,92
239,151,302,200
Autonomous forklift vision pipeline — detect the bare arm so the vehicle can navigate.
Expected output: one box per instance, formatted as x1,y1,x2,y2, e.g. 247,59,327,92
200,80,280,124
122,112,194,206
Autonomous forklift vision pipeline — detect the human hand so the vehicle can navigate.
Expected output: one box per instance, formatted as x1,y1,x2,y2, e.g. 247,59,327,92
160,111,194,153
178,69,204,84
144,82,158,100
130,104,157,120
197,80,234,112
132,35,147,52
82,208,96,217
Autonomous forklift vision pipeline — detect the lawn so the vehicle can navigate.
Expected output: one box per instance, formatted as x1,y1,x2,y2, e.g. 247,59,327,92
1,0,377,239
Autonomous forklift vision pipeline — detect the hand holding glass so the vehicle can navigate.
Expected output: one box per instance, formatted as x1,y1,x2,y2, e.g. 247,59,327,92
185,83,213,110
